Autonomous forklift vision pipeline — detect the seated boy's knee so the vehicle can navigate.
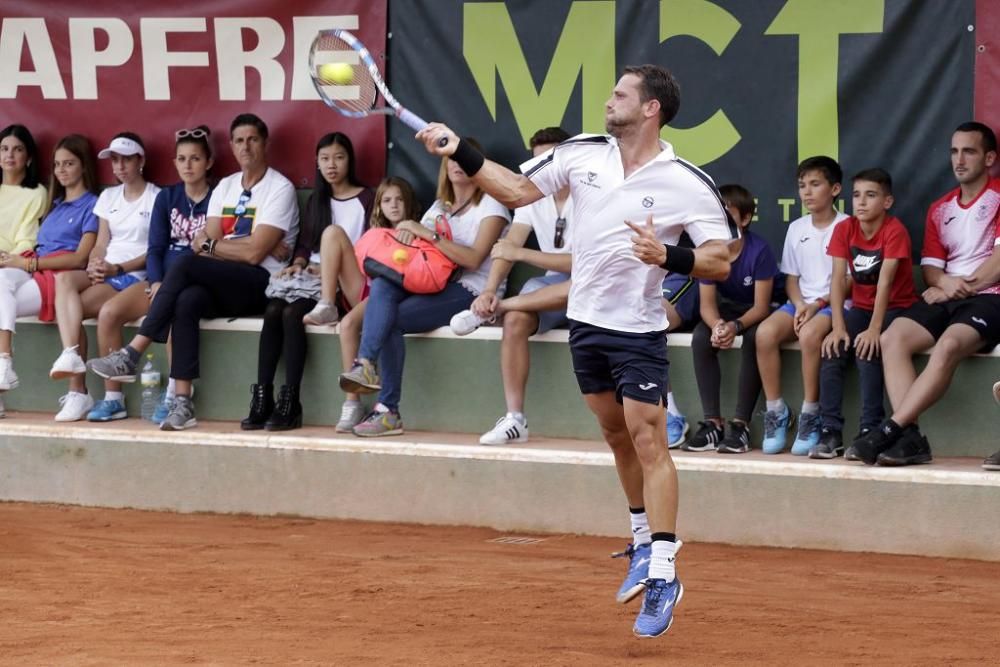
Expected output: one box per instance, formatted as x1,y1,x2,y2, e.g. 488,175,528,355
503,310,537,336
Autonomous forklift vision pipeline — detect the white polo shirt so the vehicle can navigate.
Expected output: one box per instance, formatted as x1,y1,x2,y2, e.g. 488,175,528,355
511,193,574,274
521,134,736,333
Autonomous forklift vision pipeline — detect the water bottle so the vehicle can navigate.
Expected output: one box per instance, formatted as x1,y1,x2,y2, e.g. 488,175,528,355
140,353,161,421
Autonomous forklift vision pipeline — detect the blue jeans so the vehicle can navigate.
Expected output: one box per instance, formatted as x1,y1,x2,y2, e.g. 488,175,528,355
358,278,475,411
819,306,905,433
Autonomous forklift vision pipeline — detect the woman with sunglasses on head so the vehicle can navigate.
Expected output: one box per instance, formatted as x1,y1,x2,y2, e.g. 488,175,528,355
86,127,214,423
0,135,100,419
339,138,510,437
0,124,47,408
49,132,160,421
305,176,420,433
241,132,372,431
87,113,298,431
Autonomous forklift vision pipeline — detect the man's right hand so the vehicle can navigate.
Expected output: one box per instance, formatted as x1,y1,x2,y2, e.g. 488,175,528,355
415,123,459,157
471,291,499,318
936,273,976,300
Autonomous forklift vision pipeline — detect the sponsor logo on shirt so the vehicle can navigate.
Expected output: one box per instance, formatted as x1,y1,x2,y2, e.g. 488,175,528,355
579,171,601,189
743,275,753,286
850,247,883,284
642,196,654,208
944,216,956,225
799,236,810,243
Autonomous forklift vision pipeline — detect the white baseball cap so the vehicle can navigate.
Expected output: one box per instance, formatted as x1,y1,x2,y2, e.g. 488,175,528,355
98,136,144,159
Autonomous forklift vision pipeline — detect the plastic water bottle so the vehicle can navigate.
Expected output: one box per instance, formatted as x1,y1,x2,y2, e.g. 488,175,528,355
140,354,161,421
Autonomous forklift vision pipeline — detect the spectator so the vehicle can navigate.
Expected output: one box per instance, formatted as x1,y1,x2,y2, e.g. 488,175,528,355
854,122,1000,466
242,132,373,431
755,156,848,454
339,138,509,436
87,113,299,431
449,126,572,446
311,176,420,433
48,133,160,421
686,184,777,454
815,169,916,459
2,135,100,420
0,124,47,414
89,127,215,424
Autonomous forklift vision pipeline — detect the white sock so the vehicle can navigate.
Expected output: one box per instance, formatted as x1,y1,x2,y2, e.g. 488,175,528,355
649,539,678,581
166,377,177,398
105,391,124,403
801,401,819,414
373,402,390,413
508,411,526,425
629,509,651,546
666,392,681,417
766,398,786,413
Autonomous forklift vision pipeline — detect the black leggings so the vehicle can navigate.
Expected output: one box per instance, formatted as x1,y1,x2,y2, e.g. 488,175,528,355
257,297,317,387
139,254,270,380
691,301,761,423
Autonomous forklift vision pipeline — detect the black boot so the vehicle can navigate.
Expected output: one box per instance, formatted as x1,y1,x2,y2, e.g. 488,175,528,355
240,383,274,430
266,384,303,431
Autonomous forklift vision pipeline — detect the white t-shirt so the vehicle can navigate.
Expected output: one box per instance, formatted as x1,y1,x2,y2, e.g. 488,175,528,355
93,182,162,280
780,210,849,303
512,193,574,274
522,134,736,333
421,195,510,296
207,168,299,274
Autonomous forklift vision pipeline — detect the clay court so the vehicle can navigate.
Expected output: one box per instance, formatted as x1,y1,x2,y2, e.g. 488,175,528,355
0,503,996,665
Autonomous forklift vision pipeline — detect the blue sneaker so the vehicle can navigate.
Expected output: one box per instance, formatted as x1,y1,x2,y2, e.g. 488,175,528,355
152,394,173,425
87,399,127,422
791,411,821,455
612,542,651,603
761,405,795,454
633,577,684,638
666,413,688,449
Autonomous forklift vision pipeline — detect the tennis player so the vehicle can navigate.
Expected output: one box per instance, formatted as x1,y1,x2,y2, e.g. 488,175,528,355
417,64,736,637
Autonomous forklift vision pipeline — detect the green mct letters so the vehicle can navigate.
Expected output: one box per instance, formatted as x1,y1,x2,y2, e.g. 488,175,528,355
464,0,884,165
463,2,616,148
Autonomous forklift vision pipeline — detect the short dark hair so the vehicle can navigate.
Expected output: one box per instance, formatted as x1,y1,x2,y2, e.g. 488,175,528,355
954,121,998,154
529,127,570,149
719,184,756,221
622,64,681,127
230,113,268,140
0,124,41,189
853,167,893,196
797,156,843,186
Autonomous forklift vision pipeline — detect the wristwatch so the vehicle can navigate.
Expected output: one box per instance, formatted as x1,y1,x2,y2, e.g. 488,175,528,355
733,320,745,335
200,237,213,253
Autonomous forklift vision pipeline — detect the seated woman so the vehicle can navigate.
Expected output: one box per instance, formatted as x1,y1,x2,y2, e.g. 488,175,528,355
339,139,509,436
48,133,160,421
303,176,420,432
242,132,372,431
0,135,100,420
0,124,47,408
87,113,299,431
89,127,214,423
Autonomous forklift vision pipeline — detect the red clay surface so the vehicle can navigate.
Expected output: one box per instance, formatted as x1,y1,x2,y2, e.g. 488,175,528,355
0,503,997,666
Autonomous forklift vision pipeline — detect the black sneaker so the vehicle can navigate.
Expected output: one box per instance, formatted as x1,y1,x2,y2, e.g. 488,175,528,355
844,428,871,461
682,421,723,452
877,427,932,466
717,420,751,454
809,428,843,459
983,449,1000,471
849,421,901,465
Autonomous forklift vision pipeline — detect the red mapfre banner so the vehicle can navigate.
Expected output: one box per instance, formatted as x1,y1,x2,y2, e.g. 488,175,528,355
975,0,1000,139
0,1,387,189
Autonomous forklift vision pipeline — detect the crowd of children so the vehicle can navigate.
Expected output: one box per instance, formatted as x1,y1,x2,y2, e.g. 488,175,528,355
0,115,998,469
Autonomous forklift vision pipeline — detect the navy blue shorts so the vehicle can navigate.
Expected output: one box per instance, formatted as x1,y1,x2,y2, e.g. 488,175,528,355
568,320,669,406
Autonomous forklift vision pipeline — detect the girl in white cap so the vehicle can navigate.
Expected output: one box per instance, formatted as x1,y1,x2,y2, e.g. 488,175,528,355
48,131,160,421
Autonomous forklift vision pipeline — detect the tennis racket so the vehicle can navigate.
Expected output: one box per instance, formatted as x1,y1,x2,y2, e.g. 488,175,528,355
309,29,448,147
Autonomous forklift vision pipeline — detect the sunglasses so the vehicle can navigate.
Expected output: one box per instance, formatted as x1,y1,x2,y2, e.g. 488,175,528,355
233,189,252,217
175,128,208,140
553,216,566,249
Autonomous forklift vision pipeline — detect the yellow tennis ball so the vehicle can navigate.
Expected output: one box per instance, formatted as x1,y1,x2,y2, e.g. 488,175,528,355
392,248,409,264
318,62,354,85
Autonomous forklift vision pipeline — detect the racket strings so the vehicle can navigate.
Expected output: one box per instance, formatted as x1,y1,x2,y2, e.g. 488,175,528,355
312,35,379,113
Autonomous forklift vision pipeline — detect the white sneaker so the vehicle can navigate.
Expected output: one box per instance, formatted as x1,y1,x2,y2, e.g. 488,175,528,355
479,413,529,445
336,400,365,433
0,395,6,419
450,309,491,336
50,345,87,379
0,354,19,390
55,391,95,422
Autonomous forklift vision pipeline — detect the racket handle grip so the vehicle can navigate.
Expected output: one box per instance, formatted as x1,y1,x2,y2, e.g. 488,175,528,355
398,108,450,147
